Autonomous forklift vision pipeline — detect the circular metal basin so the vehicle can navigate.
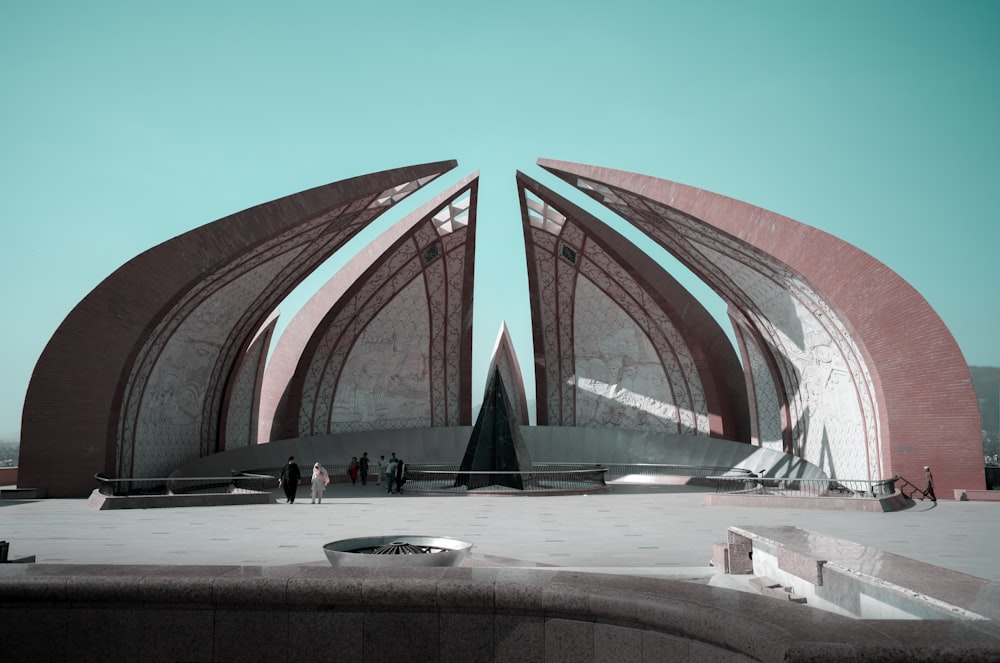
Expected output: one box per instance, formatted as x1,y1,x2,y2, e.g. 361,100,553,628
323,535,473,567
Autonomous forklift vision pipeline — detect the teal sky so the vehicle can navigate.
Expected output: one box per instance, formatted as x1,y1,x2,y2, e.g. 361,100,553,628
1,1,998,440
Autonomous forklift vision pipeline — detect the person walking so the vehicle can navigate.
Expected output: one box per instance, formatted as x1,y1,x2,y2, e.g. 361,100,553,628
360,452,370,485
310,462,330,504
375,455,385,486
923,465,937,502
278,456,301,504
348,456,359,485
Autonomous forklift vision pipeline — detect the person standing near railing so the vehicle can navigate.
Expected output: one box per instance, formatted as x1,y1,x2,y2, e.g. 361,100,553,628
360,452,370,485
395,456,407,494
278,456,301,504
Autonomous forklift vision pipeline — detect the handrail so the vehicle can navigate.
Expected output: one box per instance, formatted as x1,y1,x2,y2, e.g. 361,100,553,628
404,465,608,493
94,463,761,497
94,471,276,497
410,462,753,477
708,474,899,499
895,473,937,501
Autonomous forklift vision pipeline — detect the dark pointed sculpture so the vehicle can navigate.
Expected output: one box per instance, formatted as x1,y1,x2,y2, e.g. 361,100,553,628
454,367,534,490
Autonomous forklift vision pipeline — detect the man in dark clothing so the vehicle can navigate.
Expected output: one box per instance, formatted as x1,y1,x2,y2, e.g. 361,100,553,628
360,452,370,485
395,456,406,495
279,456,301,503
923,465,937,502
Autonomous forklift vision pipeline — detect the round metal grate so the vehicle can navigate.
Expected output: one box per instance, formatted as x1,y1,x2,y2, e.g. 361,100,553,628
324,535,473,567
371,541,434,555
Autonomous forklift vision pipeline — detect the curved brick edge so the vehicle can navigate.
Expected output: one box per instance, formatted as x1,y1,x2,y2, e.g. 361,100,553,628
517,171,750,441
1,566,997,662
538,159,982,495
263,173,479,441
20,161,456,497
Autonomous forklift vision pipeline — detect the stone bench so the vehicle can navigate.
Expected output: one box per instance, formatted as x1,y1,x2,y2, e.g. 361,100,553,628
719,525,1000,623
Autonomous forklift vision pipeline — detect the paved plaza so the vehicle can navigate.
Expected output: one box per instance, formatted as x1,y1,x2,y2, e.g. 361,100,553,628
2,481,997,583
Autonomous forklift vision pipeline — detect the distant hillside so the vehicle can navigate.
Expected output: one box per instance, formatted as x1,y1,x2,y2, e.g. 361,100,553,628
0,440,18,467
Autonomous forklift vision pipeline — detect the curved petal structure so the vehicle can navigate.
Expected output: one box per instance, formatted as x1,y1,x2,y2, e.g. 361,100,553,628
518,171,750,441
19,161,456,496
263,173,478,439
222,309,280,450
538,159,981,491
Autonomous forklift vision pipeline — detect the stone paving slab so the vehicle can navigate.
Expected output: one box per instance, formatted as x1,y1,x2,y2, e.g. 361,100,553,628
1,482,998,584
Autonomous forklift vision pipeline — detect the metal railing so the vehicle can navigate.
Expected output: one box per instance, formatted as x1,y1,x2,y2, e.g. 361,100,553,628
552,462,755,479
708,474,898,499
94,472,276,497
244,464,364,484
411,462,753,478
402,464,609,493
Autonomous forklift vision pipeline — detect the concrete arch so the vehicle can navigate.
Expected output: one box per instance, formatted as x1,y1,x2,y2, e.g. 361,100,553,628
261,173,478,440
517,172,750,442
19,161,456,496
538,159,982,492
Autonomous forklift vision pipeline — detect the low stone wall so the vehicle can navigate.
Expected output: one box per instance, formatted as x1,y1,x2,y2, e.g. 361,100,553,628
703,491,911,512
955,489,1000,502
2,564,999,662
0,466,17,485
87,489,276,510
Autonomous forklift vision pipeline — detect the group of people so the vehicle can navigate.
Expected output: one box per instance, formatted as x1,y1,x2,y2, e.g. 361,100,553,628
277,452,406,503
347,453,372,485
383,453,406,494
277,456,331,504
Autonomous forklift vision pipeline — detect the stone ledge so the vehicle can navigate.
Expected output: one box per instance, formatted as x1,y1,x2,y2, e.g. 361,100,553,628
728,525,1000,625
954,489,1000,502
1,564,998,662
87,489,275,510
703,492,910,511
0,487,44,500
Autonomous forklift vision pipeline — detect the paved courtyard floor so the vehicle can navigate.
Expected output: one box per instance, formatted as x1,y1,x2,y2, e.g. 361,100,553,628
2,481,997,583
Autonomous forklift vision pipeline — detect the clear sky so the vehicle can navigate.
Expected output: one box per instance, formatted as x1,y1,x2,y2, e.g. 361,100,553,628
1,1,997,441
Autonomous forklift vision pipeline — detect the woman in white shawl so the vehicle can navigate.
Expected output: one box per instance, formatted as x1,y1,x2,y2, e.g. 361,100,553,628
310,463,330,504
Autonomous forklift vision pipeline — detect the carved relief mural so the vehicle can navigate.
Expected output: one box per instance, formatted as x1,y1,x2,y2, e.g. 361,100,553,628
573,278,680,432
554,174,879,479
279,175,478,437
733,320,785,453
324,280,433,431
518,172,749,441
223,312,278,451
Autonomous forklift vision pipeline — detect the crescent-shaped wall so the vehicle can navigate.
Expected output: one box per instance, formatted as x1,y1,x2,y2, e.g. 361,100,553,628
221,309,280,451
19,162,456,496
539,159,982,492
262,173,478,440
518,172,750,442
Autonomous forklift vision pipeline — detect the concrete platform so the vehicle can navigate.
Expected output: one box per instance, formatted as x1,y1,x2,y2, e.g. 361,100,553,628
2,480,998,582
3,481,1000,661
